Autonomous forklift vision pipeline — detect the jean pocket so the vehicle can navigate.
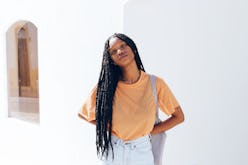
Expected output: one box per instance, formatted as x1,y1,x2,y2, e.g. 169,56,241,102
130,140,154,164
133,139,152,152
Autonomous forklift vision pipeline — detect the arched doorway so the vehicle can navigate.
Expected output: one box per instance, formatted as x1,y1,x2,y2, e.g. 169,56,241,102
6,21,39,124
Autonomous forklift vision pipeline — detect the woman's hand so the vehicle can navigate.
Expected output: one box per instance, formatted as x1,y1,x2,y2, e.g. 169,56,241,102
150,106,184,135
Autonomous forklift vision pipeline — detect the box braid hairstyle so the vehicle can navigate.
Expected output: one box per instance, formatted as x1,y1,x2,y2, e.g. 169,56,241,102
95,33,145,159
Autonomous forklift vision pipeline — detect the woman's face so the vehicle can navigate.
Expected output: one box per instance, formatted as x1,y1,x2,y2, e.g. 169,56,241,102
108,37,135,68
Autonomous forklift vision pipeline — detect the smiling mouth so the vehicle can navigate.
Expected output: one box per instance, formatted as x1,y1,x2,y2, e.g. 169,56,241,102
118,54,128,60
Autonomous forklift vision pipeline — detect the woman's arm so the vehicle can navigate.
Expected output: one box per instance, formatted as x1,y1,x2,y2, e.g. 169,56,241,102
78,113,96,125
150,106,184,135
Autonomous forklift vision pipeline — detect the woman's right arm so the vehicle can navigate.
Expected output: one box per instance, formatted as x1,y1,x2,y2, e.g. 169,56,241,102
78,85,97,125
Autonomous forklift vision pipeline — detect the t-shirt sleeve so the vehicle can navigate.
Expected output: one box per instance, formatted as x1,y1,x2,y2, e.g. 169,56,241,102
78,86,97,121
156,76,180,116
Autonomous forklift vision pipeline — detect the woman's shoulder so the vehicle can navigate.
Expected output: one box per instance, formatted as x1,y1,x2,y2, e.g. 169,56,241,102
143,72,165,82
144,72,170,89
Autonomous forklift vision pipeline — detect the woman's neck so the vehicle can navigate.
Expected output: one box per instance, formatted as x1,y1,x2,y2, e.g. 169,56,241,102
121,68,141,84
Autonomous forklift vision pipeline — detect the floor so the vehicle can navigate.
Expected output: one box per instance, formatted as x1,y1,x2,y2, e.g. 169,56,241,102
8,97,39,124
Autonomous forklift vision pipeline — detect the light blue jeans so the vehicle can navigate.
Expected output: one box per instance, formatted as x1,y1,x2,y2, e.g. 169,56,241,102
102,135,154,165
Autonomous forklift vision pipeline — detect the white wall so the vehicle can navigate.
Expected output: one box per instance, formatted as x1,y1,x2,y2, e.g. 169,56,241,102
124,0,248,165
1,0,247,165
0,0,125,164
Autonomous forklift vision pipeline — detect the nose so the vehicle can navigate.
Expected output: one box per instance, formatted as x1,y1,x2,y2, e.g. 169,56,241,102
117,48,124,55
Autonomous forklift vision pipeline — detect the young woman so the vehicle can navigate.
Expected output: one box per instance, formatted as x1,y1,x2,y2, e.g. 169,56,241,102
78,33,184,165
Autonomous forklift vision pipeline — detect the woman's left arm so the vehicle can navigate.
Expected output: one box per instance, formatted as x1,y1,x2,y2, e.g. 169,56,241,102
150,106,184,135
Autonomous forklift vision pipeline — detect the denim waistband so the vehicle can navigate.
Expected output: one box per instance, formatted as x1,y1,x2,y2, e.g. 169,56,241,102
111,135,150,149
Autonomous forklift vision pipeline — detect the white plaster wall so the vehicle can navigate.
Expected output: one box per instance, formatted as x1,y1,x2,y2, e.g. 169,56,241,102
124,0,248,165
1,0,247,165
0,0,125,164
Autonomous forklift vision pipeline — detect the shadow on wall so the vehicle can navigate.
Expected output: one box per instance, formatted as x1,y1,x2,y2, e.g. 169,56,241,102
6,20,39,124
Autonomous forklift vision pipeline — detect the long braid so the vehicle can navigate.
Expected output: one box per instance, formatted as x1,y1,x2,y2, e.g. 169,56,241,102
95,33,145,159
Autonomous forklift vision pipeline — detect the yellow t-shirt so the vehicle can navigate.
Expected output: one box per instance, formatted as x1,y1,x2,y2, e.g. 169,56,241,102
79,71,179,140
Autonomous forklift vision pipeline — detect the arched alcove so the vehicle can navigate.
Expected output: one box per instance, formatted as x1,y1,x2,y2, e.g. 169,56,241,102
6,20,39,124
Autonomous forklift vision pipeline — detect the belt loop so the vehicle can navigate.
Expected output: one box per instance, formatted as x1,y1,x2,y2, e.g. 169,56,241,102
112,136,120,147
